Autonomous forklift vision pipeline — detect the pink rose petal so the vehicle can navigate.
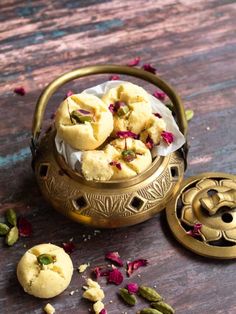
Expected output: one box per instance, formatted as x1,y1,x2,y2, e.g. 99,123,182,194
127,282,139,294
65,90,74,98
142,64,156,74
153,91,166,101
109,75,120,81
109,161,122,170
17,217,32,237
145,136,154,150
109,104,115,113
62,241,75,254
108,268,124,285
161,131,174,145
127,259,148,277
116,131,138,139
14,87,26,96
93,266,110,278
153,112,162,118
99,310,107,314
186,223,202,237
105,252,124,266
127,57,141,67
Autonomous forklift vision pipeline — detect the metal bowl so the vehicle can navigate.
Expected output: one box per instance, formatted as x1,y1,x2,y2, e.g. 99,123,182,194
31,65,188,228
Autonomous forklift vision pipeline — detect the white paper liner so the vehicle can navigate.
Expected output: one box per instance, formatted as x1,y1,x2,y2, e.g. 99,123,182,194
55,80,185,170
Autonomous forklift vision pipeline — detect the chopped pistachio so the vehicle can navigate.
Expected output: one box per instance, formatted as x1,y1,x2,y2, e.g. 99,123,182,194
6,208,17,226
185,109,194,121
37,254,55,265
117,105,129,116
6,226,19,246
122,150,136,162
0,223,10,236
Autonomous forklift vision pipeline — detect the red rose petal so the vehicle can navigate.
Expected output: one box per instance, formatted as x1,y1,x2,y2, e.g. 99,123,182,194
127,57,141,67
154,112,162,118
109,75,120,81
145,136,154,150
105,251,124,267
65,90,74,98
62,241,75,254
108,268,124,285
116,131,138,139
142,64,156,74
127,259,148,277
99,310,107,314
14,87,26,96
17,217,32,237
127,282,139,294
77,109,91,115
93,266,110,278
109,161,122,171
186,223,202,237
109,104,115,114
161,131,174,145
153,91,166,101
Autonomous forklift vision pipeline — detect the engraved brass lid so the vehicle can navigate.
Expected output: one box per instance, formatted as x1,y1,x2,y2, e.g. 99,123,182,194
166,172,236,259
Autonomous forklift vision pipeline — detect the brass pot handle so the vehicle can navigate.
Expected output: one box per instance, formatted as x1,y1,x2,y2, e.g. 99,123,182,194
32,65,188,161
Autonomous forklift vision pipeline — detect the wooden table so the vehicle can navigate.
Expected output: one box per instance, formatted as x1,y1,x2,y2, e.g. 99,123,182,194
0,0,235,313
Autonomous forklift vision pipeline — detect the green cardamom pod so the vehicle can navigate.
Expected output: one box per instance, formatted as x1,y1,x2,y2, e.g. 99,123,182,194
139,286,163,302
119,288,137,306
0,223,10,235
151,301,175,314
185,109,194,121
6,208,17,226
6,226,19,246
139,308,163,314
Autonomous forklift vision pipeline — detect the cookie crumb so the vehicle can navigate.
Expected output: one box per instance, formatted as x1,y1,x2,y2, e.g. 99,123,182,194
44,303,55,314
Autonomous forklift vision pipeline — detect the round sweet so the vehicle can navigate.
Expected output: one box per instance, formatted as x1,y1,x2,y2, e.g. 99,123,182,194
102,82,152,135
17,243,73,299
140,115,167,145
55,94,113,150
81,150,113,181
104,138,152,179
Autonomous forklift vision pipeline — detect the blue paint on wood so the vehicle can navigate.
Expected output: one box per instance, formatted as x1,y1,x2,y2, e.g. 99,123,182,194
0,147,30,168
95,18,124,31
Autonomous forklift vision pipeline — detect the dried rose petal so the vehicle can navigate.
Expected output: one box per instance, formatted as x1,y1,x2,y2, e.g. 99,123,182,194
65,90,74,98
142,64,156,74
109,104,115,113
154,112,162,118
127,282,139,294
145,136,154,150
77,109,91,115
109,75,120,81
127,259,148,277
153,91,166,101
127,57,141,67
99,310,107,314
93,266,110,278
116,131,138,139
17,217,32,237
14,87,26,96
186,223,202,237
105,252,124,266
62,241,75,254
109,161,122,171
108,268,124,285
161,131,174,145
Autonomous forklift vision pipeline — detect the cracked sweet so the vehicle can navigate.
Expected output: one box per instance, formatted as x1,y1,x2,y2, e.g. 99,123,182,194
17,243,73,298
102,82,152,135
140,115,167,146
55,94,113,150
104,138,152,180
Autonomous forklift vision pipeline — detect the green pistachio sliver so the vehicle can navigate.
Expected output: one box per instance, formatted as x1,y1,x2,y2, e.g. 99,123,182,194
6,208,17,226
151,301,175,314
139,308,163,314
37,254,55,265
165,101,174,112
119,288,137,306
185,109,194,121
78,115,93,122
71,111,92,123
6,226,19,246
117,105,129,116
122,150,136,162
0,223,10,236
139,286,163,302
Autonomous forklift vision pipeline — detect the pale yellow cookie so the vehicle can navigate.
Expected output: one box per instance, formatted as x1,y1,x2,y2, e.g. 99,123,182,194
17,243,73,299
102,83,152,135
55,94,113,150
140,115,166,145
81,150,113,181
104,138,152,179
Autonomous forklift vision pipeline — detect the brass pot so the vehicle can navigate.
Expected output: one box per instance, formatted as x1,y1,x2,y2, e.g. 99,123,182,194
31,65,188,228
